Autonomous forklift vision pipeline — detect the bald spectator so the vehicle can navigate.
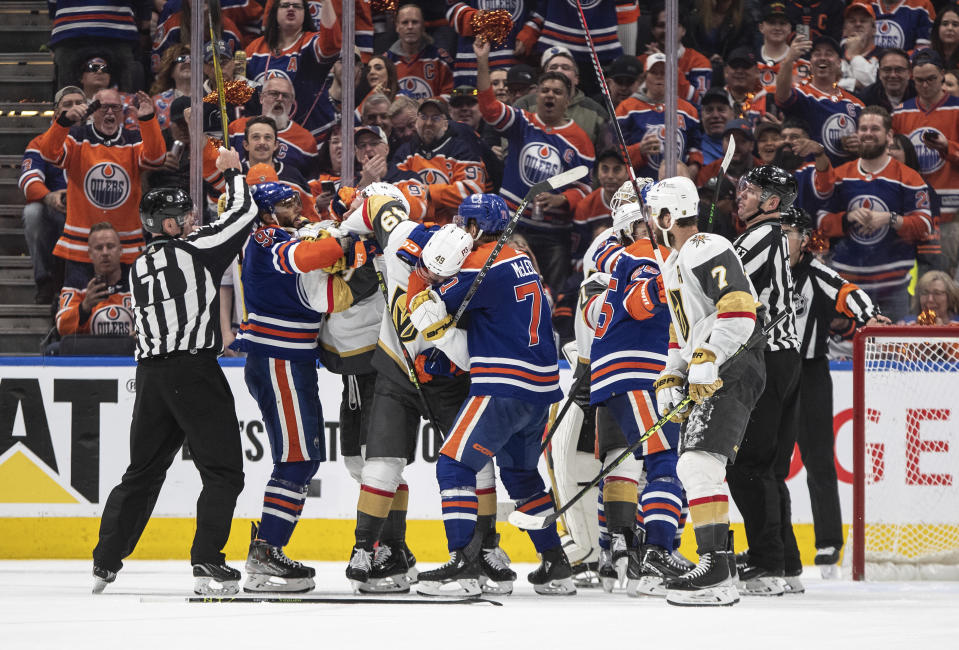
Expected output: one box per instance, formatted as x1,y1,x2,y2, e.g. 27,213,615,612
386,4,455,100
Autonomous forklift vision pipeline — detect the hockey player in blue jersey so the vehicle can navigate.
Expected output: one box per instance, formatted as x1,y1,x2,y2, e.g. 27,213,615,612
231,182,376,592
408,194,576,597
583,190,688,597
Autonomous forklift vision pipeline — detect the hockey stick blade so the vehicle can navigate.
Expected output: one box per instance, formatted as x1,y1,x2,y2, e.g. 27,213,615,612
719,132,736,175
508,508,557,531
146,595,503,605
543,165,589,193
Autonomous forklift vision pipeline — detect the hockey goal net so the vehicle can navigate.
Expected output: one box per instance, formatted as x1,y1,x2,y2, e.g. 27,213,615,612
853,326,959,581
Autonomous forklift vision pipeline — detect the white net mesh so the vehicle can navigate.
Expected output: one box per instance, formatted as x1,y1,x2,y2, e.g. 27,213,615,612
858,330,959,580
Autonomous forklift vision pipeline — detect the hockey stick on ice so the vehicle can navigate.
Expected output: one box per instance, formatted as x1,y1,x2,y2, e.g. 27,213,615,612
706,136,736,233
509,312,786,531
143,595,502,605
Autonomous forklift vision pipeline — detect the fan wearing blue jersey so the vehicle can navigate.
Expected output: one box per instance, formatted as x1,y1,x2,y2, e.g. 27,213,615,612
583,193,688,598
231,182,375,593
409,194,576,597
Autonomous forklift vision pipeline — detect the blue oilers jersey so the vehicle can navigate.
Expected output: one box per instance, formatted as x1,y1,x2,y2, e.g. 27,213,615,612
868,0,935,51
614,96,703,180
588,238,672,404
447,0,534,87
437,242,562,404
776,81,864,166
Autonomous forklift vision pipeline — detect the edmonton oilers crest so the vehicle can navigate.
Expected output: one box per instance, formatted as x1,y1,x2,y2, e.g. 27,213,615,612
909,129,944,175
90,303,134,336
822,113,857,157
847,195,890,246
398,76,432,100
477,0,523,22
84,162,131,210
420,167,451,185
566,0,600,9
874,19,904,50
519,143,561,186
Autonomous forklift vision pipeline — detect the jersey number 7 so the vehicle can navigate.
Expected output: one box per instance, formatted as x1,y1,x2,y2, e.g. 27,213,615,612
514,281,542,346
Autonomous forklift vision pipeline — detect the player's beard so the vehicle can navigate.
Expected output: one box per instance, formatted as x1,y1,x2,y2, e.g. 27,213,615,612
860,140,885,160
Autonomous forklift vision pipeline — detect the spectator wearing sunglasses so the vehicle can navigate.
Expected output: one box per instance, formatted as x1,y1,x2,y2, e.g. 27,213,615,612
76,55,139,131
150,45,192,130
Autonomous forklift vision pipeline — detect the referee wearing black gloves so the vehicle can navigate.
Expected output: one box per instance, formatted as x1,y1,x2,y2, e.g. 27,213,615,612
93,148,259,596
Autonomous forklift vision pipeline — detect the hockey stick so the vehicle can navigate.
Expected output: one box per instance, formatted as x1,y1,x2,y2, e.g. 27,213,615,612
374,264,446,438
207,3,230,145
571,0,664,268
706,136,736,233
509,312,786,531
539,368,590,452
145,595,502,605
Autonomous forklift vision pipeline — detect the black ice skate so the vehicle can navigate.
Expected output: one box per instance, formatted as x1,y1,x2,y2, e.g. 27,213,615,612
628,545,686,597
192,562,241,596
737,560,785,597
610,532,630,585
359,542,412,594
346,546,373,592
244,539,315,593
92,566,116,594
416,549,481,597
815,546,841,580
571,561,601,589
665,551,739,607
528,547,576,596
478,537,516,595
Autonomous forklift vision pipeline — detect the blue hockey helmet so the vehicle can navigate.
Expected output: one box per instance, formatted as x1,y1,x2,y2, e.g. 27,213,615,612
454,194,510,235
251,182,298,214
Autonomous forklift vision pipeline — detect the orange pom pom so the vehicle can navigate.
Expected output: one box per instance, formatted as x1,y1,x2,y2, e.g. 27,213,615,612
203,80,255,106
470,9,513,47
918,309,938,326
807,229,829,254
371,0,397,13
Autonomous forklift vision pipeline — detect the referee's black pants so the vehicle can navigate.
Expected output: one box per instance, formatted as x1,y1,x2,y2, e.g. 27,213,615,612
93,352,244,571
727,349,802,575
797,356,844,551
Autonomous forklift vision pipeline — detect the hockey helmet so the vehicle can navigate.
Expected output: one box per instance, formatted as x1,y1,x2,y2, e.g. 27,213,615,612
418,224,474,281
738,165,797,210
610,200,645,242
780,205,812,234
140,187,192,235
252,182,298,214
454,194,510,236
361,181,410,216
645,176,699,225
609,177,655,213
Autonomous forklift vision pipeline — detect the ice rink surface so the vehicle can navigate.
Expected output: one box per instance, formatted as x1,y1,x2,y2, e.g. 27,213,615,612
1,560,956,649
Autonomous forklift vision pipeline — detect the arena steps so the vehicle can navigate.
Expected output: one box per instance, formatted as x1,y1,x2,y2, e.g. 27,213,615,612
0,52,54,103
0,2,53,55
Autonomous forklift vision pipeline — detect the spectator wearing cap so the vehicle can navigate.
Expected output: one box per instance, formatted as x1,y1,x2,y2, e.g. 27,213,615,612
839,2,880,94
814,105,935,321
892,48,959,273
756,121,784,165
150,45,191,130
572,149,627,268
202,40,242,96
241,116,321,221
472,37,594,294
353,125,428,220
723,46,769,127
228,76,320,179
48,0,148,92
868,0,936,52
700,87,735,164
616,52,703,182
450,85,505,193
780,0,843,43
696,173,739,241
685,0,758,75
385,5,454,101
757,2,810,94
931,5,959,72
506,64,537,104
642,5,712,104
393,97,488,224
696,118,757,188
515,47,609,150
856,47,916,113
776,32,865,166
514,1,633,98
151,0,242,75
600,55,643,113
19,86,83,305
446,0,536,88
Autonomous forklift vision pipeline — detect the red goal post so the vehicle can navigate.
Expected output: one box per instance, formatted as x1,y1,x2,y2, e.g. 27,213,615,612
852,325,959,581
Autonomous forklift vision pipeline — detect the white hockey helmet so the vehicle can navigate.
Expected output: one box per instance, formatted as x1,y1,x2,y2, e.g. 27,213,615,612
419,224,473,281
611,201,645,242
609,177,655,213
645,176,699,239
361,181,410,215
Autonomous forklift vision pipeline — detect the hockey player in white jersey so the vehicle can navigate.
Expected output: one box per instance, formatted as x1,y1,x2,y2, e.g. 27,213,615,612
647,176,767,606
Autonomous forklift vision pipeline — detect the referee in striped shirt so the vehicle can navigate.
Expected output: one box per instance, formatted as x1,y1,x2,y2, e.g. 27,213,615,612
727,165,803,593
93,148,259,596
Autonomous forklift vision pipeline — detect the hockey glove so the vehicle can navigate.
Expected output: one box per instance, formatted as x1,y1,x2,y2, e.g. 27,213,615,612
687,348,723,403
654,374,691,422
409,289,453,342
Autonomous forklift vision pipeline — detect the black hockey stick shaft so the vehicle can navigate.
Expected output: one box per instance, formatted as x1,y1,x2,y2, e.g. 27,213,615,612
571,0,664,267
539,368,591,452
707,137,736,233
375,266,446,438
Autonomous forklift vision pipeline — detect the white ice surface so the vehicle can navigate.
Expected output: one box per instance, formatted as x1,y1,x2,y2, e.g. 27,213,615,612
1,561,957,650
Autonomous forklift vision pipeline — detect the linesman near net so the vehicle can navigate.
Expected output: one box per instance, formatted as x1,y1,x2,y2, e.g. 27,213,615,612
92,148,259,596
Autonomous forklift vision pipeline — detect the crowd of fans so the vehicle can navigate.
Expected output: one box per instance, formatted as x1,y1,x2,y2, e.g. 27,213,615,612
21,0,959,355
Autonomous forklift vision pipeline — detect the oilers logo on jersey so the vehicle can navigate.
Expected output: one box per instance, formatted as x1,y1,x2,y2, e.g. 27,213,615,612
908,129,946,175
478,0,524,21
420,167,452,185
822,113,857,158
875,19,905,49
89,302,135,336
568,0,601,9
398,76,433,100
644,124,687,169
846,195,890,245
519,143,562,186
84,163,131,210
254,68,294,86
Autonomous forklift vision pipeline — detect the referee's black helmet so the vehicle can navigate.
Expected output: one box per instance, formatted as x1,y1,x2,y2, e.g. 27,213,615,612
140,187,192,234
741,165,797,210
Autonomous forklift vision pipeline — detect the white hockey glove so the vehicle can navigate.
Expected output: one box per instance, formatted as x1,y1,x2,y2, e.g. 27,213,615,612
654,373,690,423
687,348,723,403
408,289,453,342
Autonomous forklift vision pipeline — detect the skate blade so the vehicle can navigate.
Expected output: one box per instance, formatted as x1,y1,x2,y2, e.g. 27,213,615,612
358,575,411,594
782,576,805,595
243,575,315,593
194,577,240,596
416,579,481,598
572,572,601,589
666,585,740,607
627,576,665,597
406,566,419,584
820,564,841,580
478,576,513,596
738,577,785,597
532,577,576,596
92,578,111,594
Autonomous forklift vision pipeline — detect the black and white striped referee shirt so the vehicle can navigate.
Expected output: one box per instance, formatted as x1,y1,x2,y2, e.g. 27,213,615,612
791,254,879,359
130,170,257,360
734,219,800,352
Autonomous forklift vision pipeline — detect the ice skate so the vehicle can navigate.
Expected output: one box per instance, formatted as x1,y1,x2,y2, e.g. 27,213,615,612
815,546,841,580
192,562,241,596
610,532,630,584
665,551,739,607
629,545,686,597
345,546,373,593
783,570,805,595
671,549,696,572
401,542,419,583
528,547,576,596
737,562,785,596
359,542,411,594
571,561,601,588
92,566,116,594
597,548,618,592
244,538,315,593
478,539,515,595
416,550,481,597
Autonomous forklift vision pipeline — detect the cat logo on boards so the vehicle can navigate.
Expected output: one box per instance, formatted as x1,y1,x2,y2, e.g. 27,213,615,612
84,162,131,210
